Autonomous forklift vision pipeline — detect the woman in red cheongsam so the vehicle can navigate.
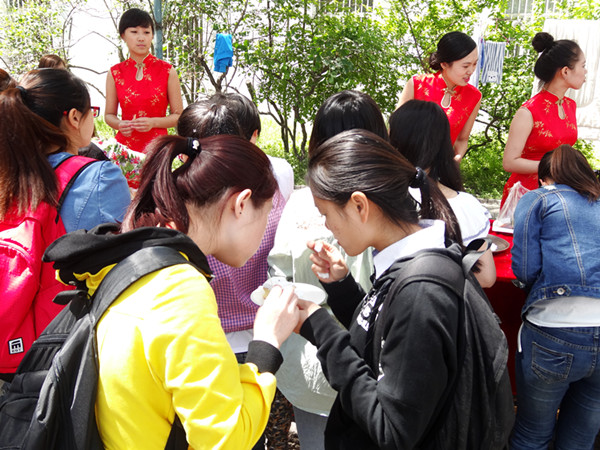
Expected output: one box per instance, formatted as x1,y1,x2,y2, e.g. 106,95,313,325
104,8,183,153
501,32,586,207
398,31,481,162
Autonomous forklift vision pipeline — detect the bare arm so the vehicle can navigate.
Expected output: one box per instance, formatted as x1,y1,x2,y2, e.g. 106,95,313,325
503,107,539,174
396,77,415,109
473,246,496,288
104,71,132,136
131,67,183,132
454,99,481,162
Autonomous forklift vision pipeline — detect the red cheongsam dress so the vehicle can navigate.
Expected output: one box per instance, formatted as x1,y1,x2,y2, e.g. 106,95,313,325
501,90,577,206
412,72,482,145
111,54,172,153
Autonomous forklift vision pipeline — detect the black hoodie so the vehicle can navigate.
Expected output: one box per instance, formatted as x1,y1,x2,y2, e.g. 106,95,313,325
300,244,465,450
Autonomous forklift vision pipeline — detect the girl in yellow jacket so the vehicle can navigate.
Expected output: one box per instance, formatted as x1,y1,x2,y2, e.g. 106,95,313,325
47,134,299,449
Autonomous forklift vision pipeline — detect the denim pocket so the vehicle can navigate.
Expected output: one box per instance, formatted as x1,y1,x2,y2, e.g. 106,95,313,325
531,341,573,383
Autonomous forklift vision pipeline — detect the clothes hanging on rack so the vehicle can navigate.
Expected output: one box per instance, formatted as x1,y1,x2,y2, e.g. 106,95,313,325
478,38,506,85
214,33,233,73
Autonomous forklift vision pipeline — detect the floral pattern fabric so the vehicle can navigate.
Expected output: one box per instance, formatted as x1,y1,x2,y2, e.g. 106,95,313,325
501,90,577,205
96,138,145,191
111,54,171,153
412,72,482,145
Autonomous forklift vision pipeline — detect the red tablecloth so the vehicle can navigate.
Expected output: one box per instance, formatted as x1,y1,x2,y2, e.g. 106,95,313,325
484,220,527,394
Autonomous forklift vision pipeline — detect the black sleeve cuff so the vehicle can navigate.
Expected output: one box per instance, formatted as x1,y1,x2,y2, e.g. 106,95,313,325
246,340,284,374
299,308,334,346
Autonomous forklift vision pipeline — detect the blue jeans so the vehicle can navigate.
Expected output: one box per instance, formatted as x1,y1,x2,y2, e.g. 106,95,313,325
511,321,600,450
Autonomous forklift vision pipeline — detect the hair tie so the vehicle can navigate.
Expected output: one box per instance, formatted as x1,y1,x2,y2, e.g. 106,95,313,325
16,85,27,97
184,137,201,158
410,167,426,189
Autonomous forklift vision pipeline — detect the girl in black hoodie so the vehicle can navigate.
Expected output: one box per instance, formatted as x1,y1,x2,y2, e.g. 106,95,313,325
292,129,468,449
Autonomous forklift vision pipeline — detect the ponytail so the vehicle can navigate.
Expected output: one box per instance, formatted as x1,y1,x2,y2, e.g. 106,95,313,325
0,69,92,218
123,134,278,232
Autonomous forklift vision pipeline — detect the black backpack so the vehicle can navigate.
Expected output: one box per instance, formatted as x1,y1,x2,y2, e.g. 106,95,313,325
0,246,189,450
373,244,515,449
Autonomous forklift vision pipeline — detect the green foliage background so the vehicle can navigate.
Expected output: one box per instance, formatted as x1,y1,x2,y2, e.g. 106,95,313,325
2,0,599,196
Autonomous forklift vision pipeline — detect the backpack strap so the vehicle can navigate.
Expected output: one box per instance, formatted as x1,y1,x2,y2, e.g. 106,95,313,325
52,155,98,224
89,246,193,323
89,245,191,449
463,237,492,274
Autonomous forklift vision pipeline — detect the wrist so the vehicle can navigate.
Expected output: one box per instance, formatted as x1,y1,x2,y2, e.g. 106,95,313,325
251,334,280,349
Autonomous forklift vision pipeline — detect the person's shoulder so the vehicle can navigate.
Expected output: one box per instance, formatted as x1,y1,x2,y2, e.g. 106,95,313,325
47,151,72,168
451,191,491,216
110,59,129,72
73,158,126,189
522,90,550,109
267,155,293,175
563,95,577,107
462,83,482,100
518,187,549,208
413,72,435,85
453,190,486,207
149,55,173,70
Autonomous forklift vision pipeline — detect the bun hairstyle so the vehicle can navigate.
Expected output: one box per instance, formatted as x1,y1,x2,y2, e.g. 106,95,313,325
308,90,388,157
428,31,477,71
210,93,262,141
0,68,91,217
123,134,277,233
307,129,462,244
177,92,261,142
531,32,582,83
538,144,600,201
38,54,66,69
177,100,244,139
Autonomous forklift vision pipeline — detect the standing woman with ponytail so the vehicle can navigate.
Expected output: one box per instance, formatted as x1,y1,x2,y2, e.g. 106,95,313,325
501,32,586,206
43,135,300,449
279,129,473,448
398,31,481,162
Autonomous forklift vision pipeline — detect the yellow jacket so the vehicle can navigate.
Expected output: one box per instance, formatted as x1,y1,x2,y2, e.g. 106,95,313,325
89,262,277,449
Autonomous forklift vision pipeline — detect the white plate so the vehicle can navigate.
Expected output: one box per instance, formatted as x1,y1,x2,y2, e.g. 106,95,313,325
487,235,510,253
250,281,327,306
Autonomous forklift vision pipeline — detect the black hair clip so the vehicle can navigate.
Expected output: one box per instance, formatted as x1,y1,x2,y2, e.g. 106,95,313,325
410,166,426,189
183,137,201,158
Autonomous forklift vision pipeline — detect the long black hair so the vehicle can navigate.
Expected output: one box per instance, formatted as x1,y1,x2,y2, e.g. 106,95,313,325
308,130,462,243
0,69,91,217
389,100,463,191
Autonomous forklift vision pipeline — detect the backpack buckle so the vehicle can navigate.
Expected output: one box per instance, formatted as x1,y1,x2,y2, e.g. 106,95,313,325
53,289,89,306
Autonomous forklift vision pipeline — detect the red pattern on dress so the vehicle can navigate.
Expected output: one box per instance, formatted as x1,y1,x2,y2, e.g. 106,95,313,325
501,90,577,205
412,72,482,144
111,54,171,153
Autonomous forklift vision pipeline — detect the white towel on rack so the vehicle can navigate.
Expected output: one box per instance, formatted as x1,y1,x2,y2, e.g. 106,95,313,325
479,39,506,85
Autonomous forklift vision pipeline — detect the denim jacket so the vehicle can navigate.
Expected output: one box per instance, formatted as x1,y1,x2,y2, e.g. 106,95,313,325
48,152,130,232
512,184,600,315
